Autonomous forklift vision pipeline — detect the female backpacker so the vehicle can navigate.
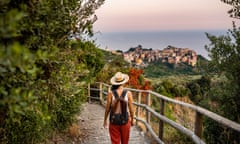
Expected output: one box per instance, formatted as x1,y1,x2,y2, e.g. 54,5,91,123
103,72,135,144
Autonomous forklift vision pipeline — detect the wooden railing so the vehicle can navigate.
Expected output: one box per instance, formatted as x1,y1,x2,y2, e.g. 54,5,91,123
87,82,240,144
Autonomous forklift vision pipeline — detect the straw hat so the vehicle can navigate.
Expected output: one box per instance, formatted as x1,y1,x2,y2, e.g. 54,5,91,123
110,72,129,85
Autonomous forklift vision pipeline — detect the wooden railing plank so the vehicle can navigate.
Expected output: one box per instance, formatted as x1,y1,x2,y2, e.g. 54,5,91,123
146,92,151,128
99,82,103,105
194,112,203,138
159,99,165,140
136,92,142,126
88,83,91,103
135,117,164,144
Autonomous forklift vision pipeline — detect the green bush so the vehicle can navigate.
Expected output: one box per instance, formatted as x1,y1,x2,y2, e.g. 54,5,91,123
0,0,104,143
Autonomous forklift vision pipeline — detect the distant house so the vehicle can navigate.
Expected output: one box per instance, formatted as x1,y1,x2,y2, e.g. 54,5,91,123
167,57,175,64
112,50,122,55
135,58,143,66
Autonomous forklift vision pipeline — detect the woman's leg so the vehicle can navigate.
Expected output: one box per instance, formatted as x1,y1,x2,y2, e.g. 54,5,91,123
109,123,121,144
120,120,131,144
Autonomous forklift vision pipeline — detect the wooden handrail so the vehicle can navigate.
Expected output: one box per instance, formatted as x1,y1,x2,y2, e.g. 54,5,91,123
88,82,240,144
133,102,205,144
135,117,164,144
148,91,240,132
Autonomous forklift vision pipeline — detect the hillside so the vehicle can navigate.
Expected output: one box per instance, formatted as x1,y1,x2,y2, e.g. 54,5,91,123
101,48,209,78
96,49,130,83
144,55,209,77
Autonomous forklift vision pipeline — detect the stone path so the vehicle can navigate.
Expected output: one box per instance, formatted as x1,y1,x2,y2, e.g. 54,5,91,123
78,102,151,144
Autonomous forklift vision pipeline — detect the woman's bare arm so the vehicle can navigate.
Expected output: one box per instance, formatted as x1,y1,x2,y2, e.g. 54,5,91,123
103,92,112,128
128,91,135,126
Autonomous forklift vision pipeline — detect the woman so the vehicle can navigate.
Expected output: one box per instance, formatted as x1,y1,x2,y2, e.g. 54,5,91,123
103,72,135,144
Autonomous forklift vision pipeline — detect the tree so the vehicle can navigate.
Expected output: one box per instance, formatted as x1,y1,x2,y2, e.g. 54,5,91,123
202,1,240,142
204,22,240,143
128,68,144,89
187,75,211,104
0,0,104,143
96,50,130,83
221,0,240,19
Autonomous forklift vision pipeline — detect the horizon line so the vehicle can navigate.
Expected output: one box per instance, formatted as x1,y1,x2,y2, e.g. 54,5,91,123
95,28,228,34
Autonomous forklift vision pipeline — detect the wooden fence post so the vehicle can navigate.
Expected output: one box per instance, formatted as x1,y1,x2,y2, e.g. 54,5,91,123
194,111,203,138
88,83,91,103
146,92,151,132
136,92,142,125
159,99,165,140
99,82,103,104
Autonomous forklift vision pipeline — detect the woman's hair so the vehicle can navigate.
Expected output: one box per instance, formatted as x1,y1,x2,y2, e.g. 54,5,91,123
111,85,121,90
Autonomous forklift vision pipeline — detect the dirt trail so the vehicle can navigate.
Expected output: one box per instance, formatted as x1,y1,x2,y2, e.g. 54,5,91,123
78,102,151,144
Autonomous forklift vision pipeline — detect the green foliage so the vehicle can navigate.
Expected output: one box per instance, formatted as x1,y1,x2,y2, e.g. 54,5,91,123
203,22,240,143
164,124,194,144
0,0,104,143
203,118,240,144
171,85,188,97
205,23,240,118
154,80,189,98
154,81,173,98
96,50,130,83
187,82,201,102
221,0,240,19
187,75,211,104
144,57,206,78
195,55,212,73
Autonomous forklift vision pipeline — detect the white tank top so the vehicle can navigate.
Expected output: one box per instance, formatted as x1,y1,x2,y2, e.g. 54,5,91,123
112,91,128,101
111,90,129,112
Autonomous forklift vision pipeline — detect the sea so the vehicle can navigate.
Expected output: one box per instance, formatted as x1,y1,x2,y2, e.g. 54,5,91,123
93,30,227,59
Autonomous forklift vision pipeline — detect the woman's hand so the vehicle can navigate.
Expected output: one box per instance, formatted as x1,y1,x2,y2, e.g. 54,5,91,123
131,120,134,126
103,121,108,129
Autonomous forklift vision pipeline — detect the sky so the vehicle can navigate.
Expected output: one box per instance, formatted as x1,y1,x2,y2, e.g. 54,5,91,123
93,0,236,32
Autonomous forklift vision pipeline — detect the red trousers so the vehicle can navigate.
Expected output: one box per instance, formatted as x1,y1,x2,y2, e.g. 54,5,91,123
109,120,131,144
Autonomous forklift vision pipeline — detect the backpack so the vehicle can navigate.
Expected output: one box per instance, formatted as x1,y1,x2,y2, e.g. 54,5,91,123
109,90,128,125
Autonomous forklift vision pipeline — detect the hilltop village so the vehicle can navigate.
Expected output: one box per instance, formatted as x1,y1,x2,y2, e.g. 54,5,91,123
116,45,198,67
